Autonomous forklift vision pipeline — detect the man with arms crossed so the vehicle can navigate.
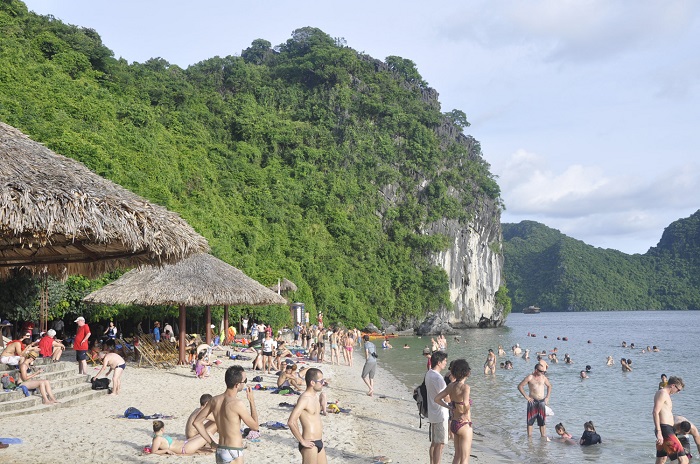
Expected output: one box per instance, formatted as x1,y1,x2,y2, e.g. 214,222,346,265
517,364,552,438
288,367,327,464
194,365,259,464
426,351,449,464
653,376,688,464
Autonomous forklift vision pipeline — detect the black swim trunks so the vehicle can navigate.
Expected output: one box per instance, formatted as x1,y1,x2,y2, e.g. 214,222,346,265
298,439,323,453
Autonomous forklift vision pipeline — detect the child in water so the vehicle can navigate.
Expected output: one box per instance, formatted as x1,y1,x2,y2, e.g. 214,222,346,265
579,421,602,446
555,423,572,439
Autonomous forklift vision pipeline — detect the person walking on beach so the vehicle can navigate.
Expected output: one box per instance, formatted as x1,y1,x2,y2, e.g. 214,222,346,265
426,351,449,464
361,334,378,397
653,376,688,464
73,316,91,375
517,364,552,438
435,359,473,463
193,365,259,463
288,367,327,464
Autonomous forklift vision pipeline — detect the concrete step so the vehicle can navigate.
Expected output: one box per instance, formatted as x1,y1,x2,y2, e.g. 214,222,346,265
0,388,107,418
0,371,91,404
0,377,100,414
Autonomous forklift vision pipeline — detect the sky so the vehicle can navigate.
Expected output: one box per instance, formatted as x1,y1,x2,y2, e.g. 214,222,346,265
22,0,700,254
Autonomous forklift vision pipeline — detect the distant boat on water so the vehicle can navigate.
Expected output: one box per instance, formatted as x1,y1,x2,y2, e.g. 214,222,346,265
522,305,541,314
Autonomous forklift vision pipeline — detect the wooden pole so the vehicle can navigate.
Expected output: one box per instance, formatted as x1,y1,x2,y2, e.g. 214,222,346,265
205,305,212,346
178,304,186,365
223,305,230,343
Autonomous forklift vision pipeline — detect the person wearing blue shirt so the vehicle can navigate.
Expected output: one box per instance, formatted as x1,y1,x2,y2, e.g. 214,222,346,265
153,321,161,343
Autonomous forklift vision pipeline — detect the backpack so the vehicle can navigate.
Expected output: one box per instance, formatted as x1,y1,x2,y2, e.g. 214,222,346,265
124,407,145,419
413,380,428,428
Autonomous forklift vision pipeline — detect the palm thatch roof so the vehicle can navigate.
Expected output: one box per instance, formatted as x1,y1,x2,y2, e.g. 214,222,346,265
82,253,287,306
0,121,209,278
269,278,298,293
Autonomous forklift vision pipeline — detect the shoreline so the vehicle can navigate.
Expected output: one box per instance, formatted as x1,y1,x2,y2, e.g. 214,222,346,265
2,348,510,463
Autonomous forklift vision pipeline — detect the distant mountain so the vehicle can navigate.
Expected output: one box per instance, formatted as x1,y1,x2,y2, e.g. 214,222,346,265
502,210,700,311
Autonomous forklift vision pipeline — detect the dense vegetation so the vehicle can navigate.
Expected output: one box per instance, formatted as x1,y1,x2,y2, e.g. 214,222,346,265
0,1,504,330
503,211,700,311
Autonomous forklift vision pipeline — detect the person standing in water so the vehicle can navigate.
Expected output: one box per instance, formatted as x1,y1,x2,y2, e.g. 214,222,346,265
653,376,688,464
517,364,552,438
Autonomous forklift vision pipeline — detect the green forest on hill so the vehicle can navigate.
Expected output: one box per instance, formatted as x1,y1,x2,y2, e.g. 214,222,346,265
503,211,700,312
0,1,504,329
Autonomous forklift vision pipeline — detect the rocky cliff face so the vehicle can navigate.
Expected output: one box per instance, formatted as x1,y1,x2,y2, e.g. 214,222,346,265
418,198,505,333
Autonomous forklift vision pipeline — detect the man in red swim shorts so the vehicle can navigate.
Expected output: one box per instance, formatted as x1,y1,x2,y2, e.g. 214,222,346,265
654,376,688,464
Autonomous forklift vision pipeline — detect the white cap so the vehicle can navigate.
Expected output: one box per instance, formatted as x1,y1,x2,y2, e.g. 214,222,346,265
74,316,85,323
210,324,215,328
47,329,57,337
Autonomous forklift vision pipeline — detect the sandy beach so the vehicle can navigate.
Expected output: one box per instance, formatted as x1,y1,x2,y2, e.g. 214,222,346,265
2,348,510,463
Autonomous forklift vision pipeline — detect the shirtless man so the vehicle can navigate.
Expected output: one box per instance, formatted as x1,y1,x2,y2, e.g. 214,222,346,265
278,364,303,390
194,365,259,464
0,333,36,365
653,377,688,464
93,340,125,395
288,368,327,464
621,358,632,372
186,394,217,439
513,344,522,356
517,364,552,438
484,349,496,375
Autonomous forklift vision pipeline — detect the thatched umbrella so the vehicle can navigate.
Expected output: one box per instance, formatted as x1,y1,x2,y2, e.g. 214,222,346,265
83,253,287,364
269,278,298,294
0,121,209,279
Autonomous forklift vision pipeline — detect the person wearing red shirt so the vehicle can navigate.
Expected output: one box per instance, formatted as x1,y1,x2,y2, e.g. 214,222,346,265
39,329,65,362
73,316,91,374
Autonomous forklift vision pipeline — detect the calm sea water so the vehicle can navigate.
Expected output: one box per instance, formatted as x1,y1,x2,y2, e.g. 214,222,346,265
378,311,700,463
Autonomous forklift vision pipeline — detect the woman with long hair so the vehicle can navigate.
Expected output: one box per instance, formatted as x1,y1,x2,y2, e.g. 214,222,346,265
435,358,473,463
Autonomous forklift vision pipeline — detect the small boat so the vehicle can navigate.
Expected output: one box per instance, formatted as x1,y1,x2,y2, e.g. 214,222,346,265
364,333,398,340
522,306,541,314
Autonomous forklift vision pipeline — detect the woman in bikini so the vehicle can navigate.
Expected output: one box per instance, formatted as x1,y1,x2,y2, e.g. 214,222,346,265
435,358,473,463
344,331,354,367
151,420,209,455
18,351,59,404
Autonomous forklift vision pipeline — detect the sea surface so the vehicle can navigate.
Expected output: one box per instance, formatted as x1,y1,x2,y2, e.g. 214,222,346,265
376,311,700,463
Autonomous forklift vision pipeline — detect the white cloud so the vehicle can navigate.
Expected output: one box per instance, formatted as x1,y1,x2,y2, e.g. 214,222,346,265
441,0,700,63
498,149,700,253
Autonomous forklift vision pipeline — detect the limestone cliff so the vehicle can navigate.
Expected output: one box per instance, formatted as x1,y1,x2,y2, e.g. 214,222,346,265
421,198,505,331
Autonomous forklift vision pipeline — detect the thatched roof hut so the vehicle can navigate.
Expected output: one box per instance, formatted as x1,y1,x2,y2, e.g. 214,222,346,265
0,122,209,278
269,278,298,293
83,253,286,364
83,253,287,306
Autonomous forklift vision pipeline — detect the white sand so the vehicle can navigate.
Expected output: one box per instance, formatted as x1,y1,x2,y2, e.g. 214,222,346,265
2,350,510,463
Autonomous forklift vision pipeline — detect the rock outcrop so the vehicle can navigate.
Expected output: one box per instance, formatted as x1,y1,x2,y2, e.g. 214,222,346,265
417,197,505,333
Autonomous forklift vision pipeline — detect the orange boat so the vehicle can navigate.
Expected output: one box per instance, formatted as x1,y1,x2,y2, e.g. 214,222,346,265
364,333,398,340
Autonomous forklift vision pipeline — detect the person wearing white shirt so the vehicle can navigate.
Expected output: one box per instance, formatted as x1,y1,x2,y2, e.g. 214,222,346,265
425,351,449,464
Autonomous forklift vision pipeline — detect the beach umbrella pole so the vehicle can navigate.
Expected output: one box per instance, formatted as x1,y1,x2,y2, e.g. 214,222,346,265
205,305,212,345
223,305,229,343
178,304,186,365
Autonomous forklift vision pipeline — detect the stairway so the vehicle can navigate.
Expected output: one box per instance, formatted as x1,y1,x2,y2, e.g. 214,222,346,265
0,357,107,417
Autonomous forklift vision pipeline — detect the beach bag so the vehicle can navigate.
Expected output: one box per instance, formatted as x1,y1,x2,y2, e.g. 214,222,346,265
91,377,110,390
413,380,428,428
124,407,145,419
